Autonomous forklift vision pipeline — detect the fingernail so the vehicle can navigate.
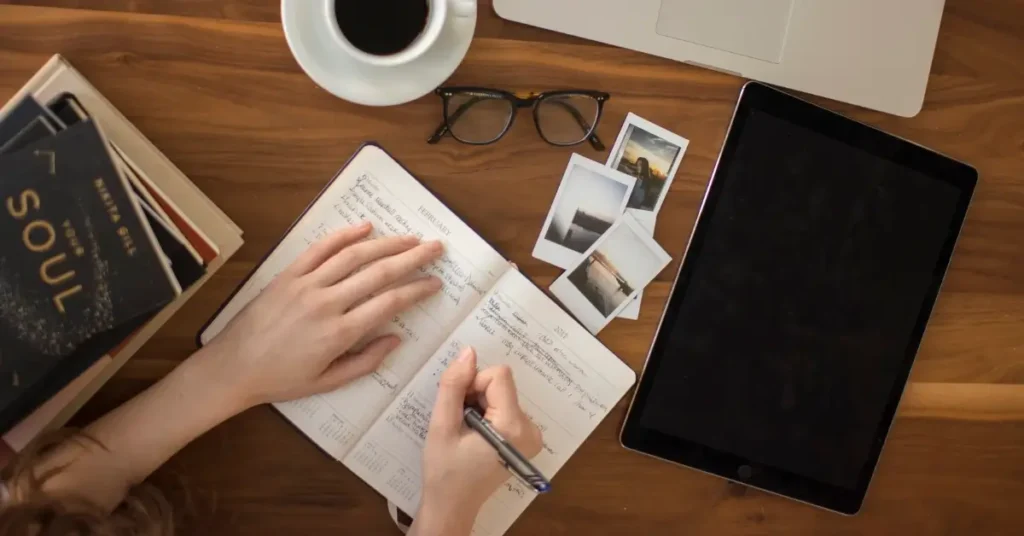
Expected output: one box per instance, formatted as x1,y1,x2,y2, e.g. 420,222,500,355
385,336,402,351
457,347,475,365
358,221,372,230
427,240,444,252
427,276,443,289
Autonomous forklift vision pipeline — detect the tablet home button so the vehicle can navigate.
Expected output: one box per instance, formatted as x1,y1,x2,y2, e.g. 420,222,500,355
737,465,753,480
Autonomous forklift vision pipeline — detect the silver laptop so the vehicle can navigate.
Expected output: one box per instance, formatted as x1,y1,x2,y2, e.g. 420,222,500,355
493,0,946,117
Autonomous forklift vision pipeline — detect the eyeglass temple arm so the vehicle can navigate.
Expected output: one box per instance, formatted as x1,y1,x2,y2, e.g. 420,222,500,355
427,96,489,144
547,99,606,151
427,122,449,144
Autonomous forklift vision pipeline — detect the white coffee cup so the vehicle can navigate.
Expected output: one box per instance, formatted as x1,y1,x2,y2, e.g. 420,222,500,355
326,0,476,68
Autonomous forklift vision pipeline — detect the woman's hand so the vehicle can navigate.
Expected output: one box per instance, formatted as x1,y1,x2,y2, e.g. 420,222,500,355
412,348,544,536
202,221,444,408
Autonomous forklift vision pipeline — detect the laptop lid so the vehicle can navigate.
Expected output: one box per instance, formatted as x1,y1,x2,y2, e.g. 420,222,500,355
494,0,946,117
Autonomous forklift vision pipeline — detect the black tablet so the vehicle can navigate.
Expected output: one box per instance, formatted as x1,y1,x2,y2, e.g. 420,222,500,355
620,82,977,514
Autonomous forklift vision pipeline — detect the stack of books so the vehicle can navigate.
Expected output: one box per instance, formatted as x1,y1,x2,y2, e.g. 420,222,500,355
0,55,243,464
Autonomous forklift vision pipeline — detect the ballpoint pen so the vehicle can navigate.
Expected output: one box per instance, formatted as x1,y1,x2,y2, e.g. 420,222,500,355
463,407,551,494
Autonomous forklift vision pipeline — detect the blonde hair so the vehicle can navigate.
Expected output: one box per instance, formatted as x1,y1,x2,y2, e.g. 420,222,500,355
0,430,175,536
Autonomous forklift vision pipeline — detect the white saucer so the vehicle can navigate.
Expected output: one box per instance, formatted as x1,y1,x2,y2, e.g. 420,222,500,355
281,0,477,106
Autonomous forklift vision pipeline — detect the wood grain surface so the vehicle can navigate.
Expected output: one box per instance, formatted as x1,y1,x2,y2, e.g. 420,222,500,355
1,1,1022,534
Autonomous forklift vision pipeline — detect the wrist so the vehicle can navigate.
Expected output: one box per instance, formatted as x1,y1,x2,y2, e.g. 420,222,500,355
184,344,258,414
411,496,482,536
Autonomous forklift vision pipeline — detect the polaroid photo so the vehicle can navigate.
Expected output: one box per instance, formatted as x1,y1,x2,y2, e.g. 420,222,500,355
618,296,641,320
616,225,651,320
533,154,637,269
607,114,688,319
606,112,689,231
550,213,672,334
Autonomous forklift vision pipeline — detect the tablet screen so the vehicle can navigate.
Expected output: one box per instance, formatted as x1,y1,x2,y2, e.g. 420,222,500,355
629,95,973,499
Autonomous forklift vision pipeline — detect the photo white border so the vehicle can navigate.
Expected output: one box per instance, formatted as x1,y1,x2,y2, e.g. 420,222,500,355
606,112,690,231
532,153,637,270
616,219,656,320
607,113,688,319
550,213,672,334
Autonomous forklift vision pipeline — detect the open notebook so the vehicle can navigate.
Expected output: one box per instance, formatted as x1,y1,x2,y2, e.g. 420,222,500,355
199,144,636,536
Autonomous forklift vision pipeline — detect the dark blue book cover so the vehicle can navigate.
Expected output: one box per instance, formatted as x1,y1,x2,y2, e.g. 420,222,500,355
45,93,205,290
0,96,61,155
0,120,180,432
0,96,51,142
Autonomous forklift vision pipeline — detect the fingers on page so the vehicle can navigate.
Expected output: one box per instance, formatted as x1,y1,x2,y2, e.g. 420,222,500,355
432,348,478,434
285,222,372,278
333,241,444,305
311,235,420,286
345,276,443,329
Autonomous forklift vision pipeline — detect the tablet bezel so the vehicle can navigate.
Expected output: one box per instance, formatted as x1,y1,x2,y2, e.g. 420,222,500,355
619,82,977,514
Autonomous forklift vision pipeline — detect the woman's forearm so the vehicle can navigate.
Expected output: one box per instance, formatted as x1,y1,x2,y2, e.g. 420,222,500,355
8,226,447,514
40,345,248,510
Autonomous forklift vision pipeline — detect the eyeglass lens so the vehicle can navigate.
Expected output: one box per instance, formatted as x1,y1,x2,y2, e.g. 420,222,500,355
445,92,600,145
446,93,515,144
535,94,600,145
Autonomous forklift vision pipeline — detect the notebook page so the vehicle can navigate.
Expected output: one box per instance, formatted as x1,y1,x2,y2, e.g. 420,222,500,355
343,270,636,536
200,145,508,459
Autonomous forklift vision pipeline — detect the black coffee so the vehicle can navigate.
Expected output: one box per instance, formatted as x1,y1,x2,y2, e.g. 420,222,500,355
335,0,431,56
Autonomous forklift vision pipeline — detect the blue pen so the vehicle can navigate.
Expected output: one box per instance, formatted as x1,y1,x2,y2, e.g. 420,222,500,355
463,407,551,494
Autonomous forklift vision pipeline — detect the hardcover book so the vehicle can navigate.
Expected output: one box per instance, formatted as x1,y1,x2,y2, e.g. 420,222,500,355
0,120,182,432
0,96,60,151
0,54,243,451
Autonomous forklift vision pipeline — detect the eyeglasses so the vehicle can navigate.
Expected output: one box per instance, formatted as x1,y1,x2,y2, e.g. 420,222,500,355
428,87,610,150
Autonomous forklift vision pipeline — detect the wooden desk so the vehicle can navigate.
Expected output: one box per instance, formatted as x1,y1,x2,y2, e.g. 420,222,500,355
1,1,1021,534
